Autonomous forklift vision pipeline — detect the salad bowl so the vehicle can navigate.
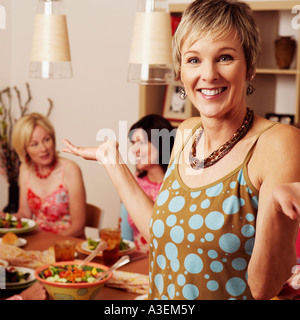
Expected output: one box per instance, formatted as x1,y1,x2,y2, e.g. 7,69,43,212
34,260,113,300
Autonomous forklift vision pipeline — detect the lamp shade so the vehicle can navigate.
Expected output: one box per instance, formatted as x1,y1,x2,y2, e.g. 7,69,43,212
29,0,72,79
128,0,175,85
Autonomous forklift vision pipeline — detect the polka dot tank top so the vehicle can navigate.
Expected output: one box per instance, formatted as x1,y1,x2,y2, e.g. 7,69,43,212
148,122,276,300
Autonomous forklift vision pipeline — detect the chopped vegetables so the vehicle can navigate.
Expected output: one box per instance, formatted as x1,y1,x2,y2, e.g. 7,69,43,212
40,264,106,284
0,213,28,229
87,238,129,251
5,267,31,283
119,238,130,251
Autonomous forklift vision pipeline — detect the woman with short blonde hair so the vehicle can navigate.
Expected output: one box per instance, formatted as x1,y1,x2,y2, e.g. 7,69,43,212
172,0,261,81
12,112,56,164
9,112,86,237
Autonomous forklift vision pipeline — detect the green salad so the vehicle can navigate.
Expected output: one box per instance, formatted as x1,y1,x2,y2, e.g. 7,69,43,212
87,238,129,251
40,264,106,284
0,213,28,229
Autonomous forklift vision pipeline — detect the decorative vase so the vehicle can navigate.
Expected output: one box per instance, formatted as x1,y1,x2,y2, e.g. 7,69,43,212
3,180,19,214
274,36,296,69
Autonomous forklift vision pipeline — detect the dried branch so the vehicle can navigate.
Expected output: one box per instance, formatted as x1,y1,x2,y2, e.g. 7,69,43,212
46,98,54,117
13,82,32,117
23,82,32,116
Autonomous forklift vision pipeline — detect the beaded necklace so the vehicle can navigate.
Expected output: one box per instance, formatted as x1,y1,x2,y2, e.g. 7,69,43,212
189,108,254,169
34,158,57,179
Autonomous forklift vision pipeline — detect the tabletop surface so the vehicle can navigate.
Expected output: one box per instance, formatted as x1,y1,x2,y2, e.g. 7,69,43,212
0,229,149,300
2,229,299,301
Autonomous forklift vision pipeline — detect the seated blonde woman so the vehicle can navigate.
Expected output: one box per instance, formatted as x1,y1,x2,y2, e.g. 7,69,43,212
10,112,86,237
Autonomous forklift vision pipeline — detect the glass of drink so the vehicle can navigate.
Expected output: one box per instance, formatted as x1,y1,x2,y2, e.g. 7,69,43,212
100,228,121,266
54,240,76,262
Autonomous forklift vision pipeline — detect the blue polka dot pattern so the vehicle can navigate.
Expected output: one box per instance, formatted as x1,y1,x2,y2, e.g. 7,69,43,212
149,161,258,300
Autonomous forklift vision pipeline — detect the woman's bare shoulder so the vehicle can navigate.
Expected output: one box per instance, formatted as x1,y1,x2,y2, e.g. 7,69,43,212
253,120,300,178
257,120,300,149
59,157,82,175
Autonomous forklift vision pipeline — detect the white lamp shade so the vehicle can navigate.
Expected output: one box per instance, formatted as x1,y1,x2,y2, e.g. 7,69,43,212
128,0,175,85
129,12,173,65
29,0,72,79
31,14,71,62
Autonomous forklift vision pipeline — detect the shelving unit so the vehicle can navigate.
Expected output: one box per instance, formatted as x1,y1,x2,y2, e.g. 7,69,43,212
139,1,300,124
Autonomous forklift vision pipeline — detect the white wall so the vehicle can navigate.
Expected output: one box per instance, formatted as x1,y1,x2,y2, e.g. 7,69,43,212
0,0,11,210
0,0,139,228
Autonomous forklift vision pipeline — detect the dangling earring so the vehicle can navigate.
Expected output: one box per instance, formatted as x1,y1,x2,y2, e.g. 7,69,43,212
246,84,255,96
25,154,30,164
180,86,187,100
246,74,255,96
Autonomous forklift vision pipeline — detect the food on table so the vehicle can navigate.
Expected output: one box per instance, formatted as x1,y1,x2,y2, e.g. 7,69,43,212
120,238,130,251
106,270,149,295
1,232,19,245
0,213,28,229
0,259,8,267
39,264,106,284
0,243,55,268
5,266,31,283
87,238,129,251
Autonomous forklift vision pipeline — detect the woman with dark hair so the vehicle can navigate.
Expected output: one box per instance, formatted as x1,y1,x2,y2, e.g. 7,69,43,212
121,114,175,252
128,114,175,177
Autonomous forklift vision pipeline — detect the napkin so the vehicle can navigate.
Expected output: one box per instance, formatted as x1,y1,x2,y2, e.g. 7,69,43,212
0,243,55,269
105,270,149,295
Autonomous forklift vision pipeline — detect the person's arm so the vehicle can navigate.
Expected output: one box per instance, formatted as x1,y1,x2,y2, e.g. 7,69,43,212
247,125,300,300
7,282,47,300
60,160,86,237
120,203,134,241
14,164,32,219
62,139,154,242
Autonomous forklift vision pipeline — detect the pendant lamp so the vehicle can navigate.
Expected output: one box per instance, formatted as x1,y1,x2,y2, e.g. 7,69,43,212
29,0,72,79
128,0,175,85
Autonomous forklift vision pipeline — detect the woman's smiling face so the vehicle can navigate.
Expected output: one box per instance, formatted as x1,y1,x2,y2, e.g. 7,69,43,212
180,29,248,119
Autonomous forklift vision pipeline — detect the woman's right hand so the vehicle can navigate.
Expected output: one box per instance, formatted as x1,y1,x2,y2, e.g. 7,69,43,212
62,139,123,165
62,139,98,161
272,182,300,222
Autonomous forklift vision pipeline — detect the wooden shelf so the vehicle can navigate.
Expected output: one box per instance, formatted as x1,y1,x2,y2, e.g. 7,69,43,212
139,1,300,122
248,1,300,11
256,68,300,75
169,1,300,12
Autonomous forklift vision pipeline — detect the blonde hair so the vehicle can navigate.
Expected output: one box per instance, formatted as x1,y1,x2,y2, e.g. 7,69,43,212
12,112,56,164
173,0,261,81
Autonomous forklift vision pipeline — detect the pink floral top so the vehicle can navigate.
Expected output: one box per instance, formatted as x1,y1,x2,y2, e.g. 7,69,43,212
26,165,71,233
127,176,162,253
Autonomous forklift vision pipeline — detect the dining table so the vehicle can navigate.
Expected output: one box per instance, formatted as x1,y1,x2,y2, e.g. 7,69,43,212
0,229,149,301
1,229,300,302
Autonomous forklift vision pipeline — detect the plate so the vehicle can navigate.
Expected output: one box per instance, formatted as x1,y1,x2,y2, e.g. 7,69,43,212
0,259,8,267
76,239,136,257
0,237,27,247
0,218,37,234
135,294,148,300
2,266,36,290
